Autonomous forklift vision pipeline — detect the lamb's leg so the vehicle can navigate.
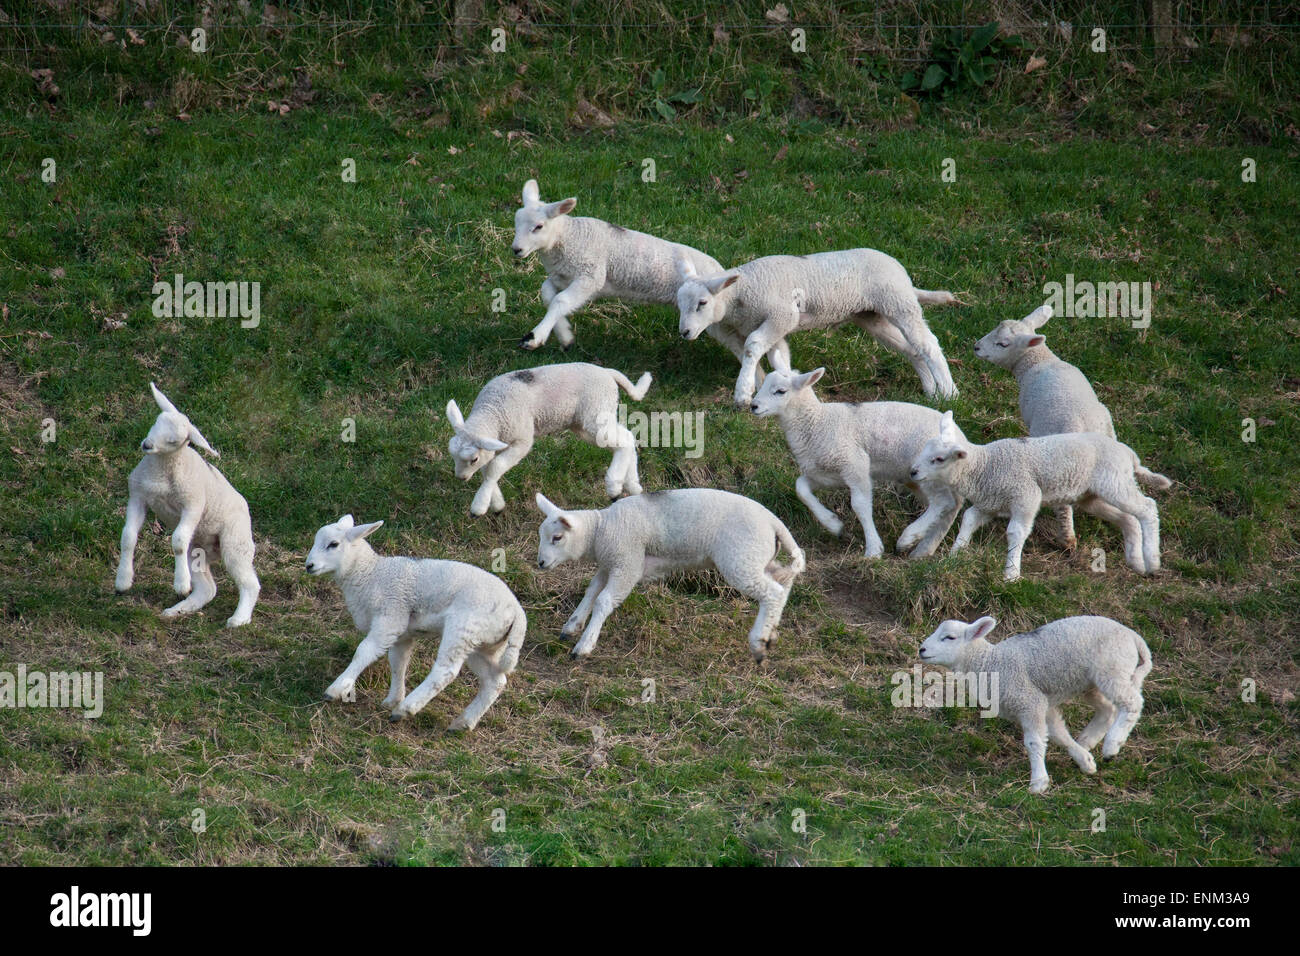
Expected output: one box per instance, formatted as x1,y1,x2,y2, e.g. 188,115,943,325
391,626,475,721
900,486,962,559
1003,502,1039,581
1078,497,1143,572
795,475,843,536
846,466,884,558
571,562,640,659
719,550,792,661
449,651,509,732
604,425,640,498
522,276,601,350
1021,710,1051,794
951,506,991,552
1075,688,1116,751
562,569,608,637
379,635,416,710
1047,707,1097,775
325,622,402,702
886,303,956,398
222,540,260,627
1097,677,1144,759
1055,505,1078,550
735,321,790,406
470,439,532,516
161,547,217,619
115,494,146,593
855,314,938,395
169,507,201,596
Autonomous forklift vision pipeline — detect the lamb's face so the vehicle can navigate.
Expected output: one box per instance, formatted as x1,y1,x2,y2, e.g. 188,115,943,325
305,522,349,577
973,320,1044,369
909,434,966,484
141,411,193,455
678,277,729,340
448,432,495,479
919,616,997,664
750,368,798,417
536,512,581,569
511,180,576,258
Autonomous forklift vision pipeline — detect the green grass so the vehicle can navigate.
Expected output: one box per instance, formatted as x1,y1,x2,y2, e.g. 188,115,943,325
1,8,1298,865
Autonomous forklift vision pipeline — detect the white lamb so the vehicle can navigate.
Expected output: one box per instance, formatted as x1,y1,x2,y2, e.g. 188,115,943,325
918,615,1153,794
674,248,959,406
749,366,964,559
512,178,743,358
305,515,526,730
446,362,652,516
534,489,804,662
910,411,1170,580
114,382,259,627
973,303,1117,547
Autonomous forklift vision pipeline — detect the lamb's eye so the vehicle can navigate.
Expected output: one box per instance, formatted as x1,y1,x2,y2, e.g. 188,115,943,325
774,389,786,395
942,635,954,641
327,541,339,550
933,456,944,464
997,342,1008,348
697,300,707,309
551,534,563,543
532,223,543,232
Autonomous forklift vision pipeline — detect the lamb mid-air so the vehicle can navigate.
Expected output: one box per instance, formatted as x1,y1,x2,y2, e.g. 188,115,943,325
114,383,260,627
511,178,738,355
674,248,959,405
306,515,526,731
445,362,652,515
534,489,804,662
918,615,1153,794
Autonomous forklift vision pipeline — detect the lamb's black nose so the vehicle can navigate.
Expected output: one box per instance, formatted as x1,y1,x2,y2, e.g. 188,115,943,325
512,247,523,256
910,467,919,478
305,562,315,572
750,404,759,412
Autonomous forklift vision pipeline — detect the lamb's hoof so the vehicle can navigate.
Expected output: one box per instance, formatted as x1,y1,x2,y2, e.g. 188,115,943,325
448,718,471,732
1029,779,1050,795
569,649,580,660
114,588,128,595
519,334,539,350
225,615,251,628
1079,756,1097,775
389,712,405,723
559,343,572,353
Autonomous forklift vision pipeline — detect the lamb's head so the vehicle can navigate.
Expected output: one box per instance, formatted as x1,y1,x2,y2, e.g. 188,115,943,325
445,400,508,480
675,257,739,341
973,304,1051,370
535,493,589,570
141,382,219,458
305,514,384,577
919,616,998,665
512,178,576,258
750,366,823,417
909,411,969,484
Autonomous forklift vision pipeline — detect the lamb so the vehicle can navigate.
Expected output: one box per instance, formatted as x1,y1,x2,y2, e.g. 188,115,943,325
512,178,743,358
114,382,259,627
446,362,653,516
909,411,1170,580
973,303,1117,548
534,488,804,662
918,615,1152,794
305,515,526,730
749,366,964,559
674,248,959,406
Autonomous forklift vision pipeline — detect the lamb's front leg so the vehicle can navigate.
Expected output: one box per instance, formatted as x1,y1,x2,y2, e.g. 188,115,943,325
899,486,961,558
795,475,842,536
1022,711,1052,794
951,506,991,552
844,461,884,558
1002,497,1041,581
115,495,146,593
470,439,532,516
571,563,640,659
169,507,201,596
325,621,403,702
735,321,788,406
563,569,609,638
522,275,602,350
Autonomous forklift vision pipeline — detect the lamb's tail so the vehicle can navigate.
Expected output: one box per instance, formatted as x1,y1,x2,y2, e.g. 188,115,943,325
768,517,806,587
1126,444,1172,490
497,604,527,675
610,369,653,401
1131,632,1153,689
914,288,960,307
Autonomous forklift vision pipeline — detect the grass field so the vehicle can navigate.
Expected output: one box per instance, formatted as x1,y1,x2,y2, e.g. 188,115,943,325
1,7,1298,865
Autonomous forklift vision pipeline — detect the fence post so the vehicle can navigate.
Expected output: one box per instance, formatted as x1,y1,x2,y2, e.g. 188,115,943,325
454,0,484,43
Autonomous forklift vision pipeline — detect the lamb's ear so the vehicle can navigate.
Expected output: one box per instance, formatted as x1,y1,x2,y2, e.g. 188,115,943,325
475,435,509,452
346,520,383,541
966,616,998,641
445,399,466,430
558,515,573,530
1025,304,1053,330
150,382,179,415
939,410,959,440
1023,333,1046,348
675,255,697,280
338,514,355,529
535,493,560,518
545,197,577,218
522,179,540,206
187,423,220,458
704,272,739,294
796,367,825,390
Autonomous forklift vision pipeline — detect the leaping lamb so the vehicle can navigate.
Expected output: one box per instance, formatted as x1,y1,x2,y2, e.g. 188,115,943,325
918,615,1153,794
306,515,526,730
446,362,652,515
511,178,743,357
114,382,260,627
674,248,959,405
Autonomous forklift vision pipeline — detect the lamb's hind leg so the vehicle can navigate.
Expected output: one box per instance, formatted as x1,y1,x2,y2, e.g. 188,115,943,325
380,635,416,710
449,650,509,732
1097,675,1144,759
855,313,937,395
222,539,260,627
1055,505,1077,550
390,623,474,721
1047,707,1097,775
1080,496,1145,573
1075,687,1116,751
720,552,791,662
161,545,218,619
890,303,956,398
